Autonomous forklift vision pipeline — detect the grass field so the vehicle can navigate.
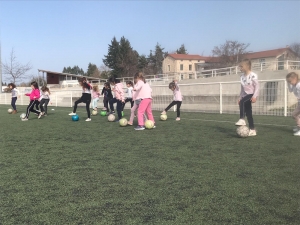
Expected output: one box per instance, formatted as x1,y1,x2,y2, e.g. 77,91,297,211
0,104,299,225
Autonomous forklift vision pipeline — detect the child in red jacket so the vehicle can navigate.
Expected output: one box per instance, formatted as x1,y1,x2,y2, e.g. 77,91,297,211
22,81,41,121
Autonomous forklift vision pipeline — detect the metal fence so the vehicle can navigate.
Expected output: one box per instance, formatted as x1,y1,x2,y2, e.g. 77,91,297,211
0,79,298,117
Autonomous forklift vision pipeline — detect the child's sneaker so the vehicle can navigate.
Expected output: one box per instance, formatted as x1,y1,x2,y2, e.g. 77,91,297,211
134,125,145,130
293,126,299,132
248,129,257,136
108,111,115,115
69,112,76,116
176,117,180,121
102,107,107,110
235,119,246,126
161,111,166,115
22,118,28,121
85,118,91,122
127,122,133,126
294,130,300,136
38,113,42,119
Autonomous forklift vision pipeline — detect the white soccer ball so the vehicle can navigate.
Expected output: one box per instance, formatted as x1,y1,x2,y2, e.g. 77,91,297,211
8,109,13,114
236,126,250,138
20,113,26,119
108,114,115,122
92,110,98,116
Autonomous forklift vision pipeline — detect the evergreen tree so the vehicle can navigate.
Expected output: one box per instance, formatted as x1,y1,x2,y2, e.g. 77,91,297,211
103,37,121,77
176,44,188,54
138,55,148,72
86,63,98,77
148,43,168,74
62,65,84,75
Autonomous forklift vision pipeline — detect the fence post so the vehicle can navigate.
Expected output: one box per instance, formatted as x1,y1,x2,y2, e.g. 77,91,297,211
56,92,58,107
219,83,222,114
286,60,289,70
235,66,238,74
284,80,287,117
70,91,72,107
260,63,263,71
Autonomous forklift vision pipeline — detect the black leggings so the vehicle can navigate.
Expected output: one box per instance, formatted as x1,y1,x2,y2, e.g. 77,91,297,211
103,97,111,112
73,93,91,118
40,99,50,114
165,101,182,117
239,94,254,129
109,98,124,120
25,100,40,118
11,97,17,110
122,98,133,110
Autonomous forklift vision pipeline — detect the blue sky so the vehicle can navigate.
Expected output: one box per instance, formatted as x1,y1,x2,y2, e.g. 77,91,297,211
0,0,299,82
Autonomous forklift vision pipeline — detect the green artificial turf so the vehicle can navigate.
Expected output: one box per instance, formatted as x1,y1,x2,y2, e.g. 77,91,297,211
0,105,299,225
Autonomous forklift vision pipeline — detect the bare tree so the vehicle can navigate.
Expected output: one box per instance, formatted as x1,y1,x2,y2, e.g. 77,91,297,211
212,40,250,67
290,43,300,58
2,48,32,84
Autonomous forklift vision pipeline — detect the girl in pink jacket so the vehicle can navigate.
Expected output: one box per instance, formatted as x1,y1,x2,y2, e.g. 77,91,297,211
108,77,125,121
133,72,155,130
22,81,41,121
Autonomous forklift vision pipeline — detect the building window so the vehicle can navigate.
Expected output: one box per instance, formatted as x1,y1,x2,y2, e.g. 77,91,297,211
189,65,192,71
168,65,170,72
189,74,193,79
180,64,183,70
180,74,184,80
259,58,265,66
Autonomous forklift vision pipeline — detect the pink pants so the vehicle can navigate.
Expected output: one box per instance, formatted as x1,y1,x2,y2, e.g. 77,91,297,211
129,103,138,124
292,104,300,126
138,98,155,126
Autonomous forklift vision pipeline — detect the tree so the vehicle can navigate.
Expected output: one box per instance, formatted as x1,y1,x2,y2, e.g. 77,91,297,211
138,55,148,72
86,63,98,77
176,44,188,54
103,37,121,77
2,48,32,84
148,43,168,74
62,65,84,75
29,75,47,87
212,40,250,67
99,64,111,79
290,43,300,58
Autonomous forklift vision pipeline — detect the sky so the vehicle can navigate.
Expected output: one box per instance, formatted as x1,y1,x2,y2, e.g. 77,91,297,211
0,0,299,82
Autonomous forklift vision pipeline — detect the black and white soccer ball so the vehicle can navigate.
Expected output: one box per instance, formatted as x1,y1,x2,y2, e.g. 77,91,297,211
236,125,250,138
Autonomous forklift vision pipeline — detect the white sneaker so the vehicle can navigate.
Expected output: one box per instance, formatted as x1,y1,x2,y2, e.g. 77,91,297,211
38,113,42,119
235,119,246,126
176,117,180,121
22,118,28,121
69,112,76,116
85,118,91,122
248,129,257,136
293,126,299,132
293,130,300,136
161,111,166,115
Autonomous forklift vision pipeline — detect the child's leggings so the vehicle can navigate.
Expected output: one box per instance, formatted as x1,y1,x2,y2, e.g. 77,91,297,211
11,97,17,110
138,98,155,126
25,100,40,118
40,99,50,114
109,98,124,120
239,94,254,129
165,101,182,117
292,103,300,127
73,93,91,118
92,98,99,109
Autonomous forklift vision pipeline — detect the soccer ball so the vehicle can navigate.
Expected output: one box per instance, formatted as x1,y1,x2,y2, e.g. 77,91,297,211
92,110,98,116
20,113,26,119
100,111,107,116
145,120,154,129
160,114,167,121
108,114,115,122
119,118,128,127
8,109,13,114
72,115,79,121
236,126,250,138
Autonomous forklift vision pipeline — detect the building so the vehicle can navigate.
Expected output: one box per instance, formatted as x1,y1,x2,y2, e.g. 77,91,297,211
162,47,299,79
38,69,102,87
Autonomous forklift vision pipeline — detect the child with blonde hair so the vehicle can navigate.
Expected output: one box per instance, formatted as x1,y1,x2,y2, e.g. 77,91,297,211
91,85,100,111
133,72,155,130
235,59,259,136
286,72,300,136
161,80,182,121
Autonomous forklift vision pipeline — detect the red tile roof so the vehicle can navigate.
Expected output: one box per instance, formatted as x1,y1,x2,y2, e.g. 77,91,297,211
167,54,206,60
243,48,289,59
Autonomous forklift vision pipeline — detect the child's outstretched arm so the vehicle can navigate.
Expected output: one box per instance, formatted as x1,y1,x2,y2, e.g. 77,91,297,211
251,79,259,103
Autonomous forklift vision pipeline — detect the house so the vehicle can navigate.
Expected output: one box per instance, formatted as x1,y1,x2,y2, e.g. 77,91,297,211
38,69,102,87
162,47,299,79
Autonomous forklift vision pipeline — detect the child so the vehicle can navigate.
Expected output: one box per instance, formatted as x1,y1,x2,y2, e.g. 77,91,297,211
235,58,259,136
101,82,113,112
34,88,41,111
133,72,155,130
39,86,51,116
161,80,182,121
286,72,300,136
22,81,41,121
69,77,93,121
91,85,100,111
7,83,20,114
108,77,125,121
122,81,134,111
